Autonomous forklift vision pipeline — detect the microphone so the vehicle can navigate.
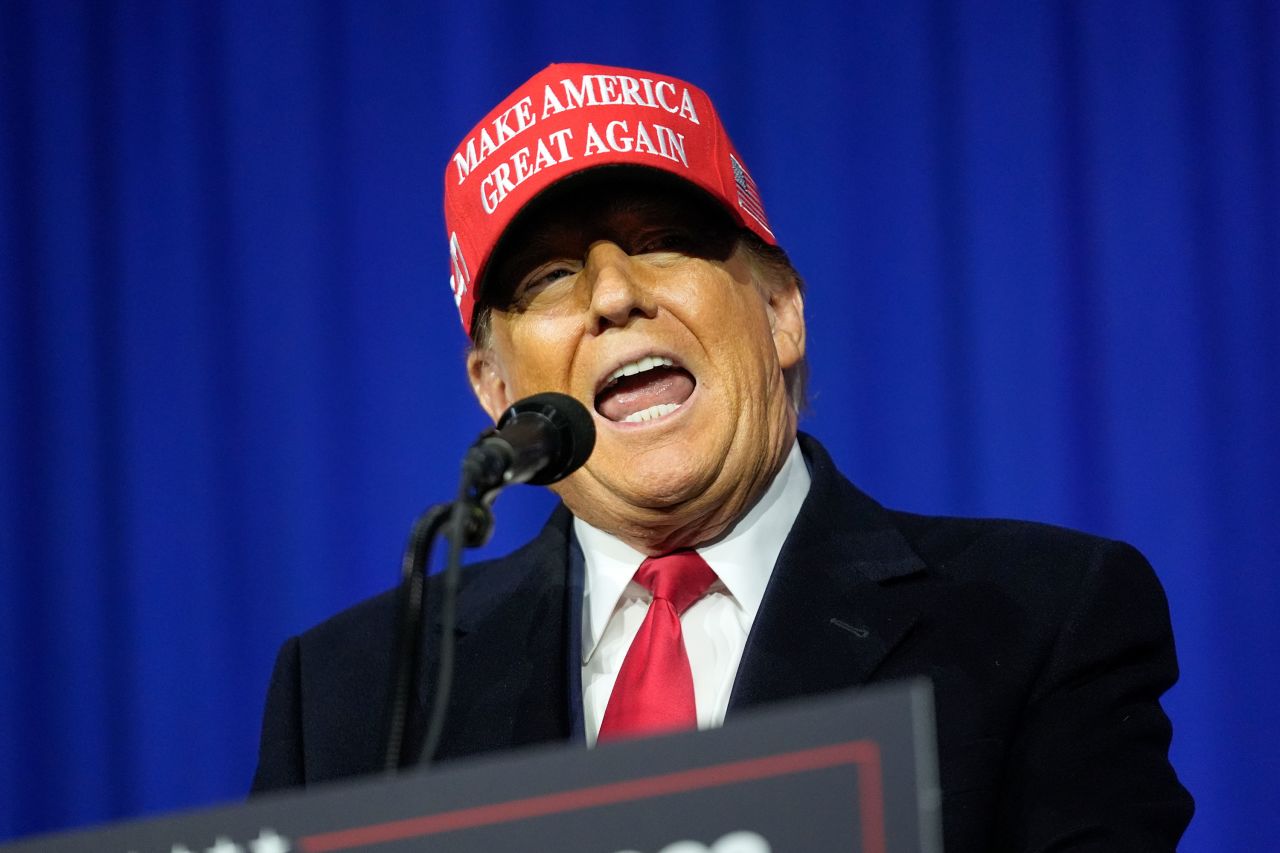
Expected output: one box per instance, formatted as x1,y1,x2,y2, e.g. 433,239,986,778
396,394,592,769
464,392,596,491
385,392,594,772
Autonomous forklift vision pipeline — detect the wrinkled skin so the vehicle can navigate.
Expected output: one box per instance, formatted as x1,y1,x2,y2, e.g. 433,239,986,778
467,177,805,555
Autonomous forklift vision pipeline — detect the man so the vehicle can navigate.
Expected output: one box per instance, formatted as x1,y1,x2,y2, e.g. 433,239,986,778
253,63,1192,850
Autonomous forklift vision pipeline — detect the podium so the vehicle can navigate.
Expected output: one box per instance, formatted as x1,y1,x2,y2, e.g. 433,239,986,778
3,680,941,853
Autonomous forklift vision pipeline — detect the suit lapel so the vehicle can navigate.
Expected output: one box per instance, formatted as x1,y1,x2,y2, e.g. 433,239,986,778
420,507,577,761
728,435,927,713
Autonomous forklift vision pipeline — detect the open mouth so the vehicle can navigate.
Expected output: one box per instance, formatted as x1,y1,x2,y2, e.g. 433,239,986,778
594,355,696,424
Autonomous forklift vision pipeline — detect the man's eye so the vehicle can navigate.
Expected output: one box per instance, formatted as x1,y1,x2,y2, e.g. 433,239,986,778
636,231,695,254
517,263,578,298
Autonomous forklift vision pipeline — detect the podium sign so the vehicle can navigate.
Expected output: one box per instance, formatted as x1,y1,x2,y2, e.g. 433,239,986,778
4,680,940,853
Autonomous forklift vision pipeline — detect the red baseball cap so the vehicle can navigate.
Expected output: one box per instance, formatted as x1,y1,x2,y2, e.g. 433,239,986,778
443,62,777,335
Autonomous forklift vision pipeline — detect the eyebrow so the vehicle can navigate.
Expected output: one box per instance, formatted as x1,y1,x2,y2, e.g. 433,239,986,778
495,191,727,279
502,227,573,276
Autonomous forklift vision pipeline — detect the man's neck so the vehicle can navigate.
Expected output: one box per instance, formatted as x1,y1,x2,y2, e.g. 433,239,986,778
581,422,802,555
575,438,812,665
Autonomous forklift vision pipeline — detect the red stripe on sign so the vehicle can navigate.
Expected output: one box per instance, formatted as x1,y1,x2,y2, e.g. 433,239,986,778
299,740,885,853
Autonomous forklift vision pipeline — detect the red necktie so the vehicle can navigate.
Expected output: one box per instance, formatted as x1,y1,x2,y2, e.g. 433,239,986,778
597,550,718,742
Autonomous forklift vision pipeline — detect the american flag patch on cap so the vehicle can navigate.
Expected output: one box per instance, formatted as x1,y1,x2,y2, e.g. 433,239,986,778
730,154,773,236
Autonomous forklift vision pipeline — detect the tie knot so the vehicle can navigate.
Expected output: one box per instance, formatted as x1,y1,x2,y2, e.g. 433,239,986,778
634,550,718,615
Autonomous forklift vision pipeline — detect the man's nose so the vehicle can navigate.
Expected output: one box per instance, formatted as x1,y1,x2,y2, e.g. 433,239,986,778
583,241,658,333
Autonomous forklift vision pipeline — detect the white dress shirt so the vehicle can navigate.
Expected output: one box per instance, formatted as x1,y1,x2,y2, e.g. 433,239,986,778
576,440,811,745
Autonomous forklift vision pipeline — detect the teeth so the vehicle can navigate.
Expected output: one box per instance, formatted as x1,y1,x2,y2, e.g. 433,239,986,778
622,402,681,423
606,355,675,387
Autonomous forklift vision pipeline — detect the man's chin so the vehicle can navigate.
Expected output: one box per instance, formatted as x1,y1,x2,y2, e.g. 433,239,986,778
558,450,720,523
610,424,726,484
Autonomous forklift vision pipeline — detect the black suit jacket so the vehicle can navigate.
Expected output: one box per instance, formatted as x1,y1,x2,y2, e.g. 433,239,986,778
252,435,1192,851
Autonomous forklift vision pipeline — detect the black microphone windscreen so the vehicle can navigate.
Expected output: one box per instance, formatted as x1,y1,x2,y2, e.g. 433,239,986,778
497,392,595,485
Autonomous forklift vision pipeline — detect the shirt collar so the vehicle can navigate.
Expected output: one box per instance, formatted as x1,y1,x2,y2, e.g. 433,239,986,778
575,439,812,665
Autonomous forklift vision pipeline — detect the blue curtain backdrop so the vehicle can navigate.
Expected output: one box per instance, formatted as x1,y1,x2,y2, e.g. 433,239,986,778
2,0,1276,848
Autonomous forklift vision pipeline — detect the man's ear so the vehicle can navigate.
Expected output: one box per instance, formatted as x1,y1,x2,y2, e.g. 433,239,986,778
768,275,806,371
467,348,511,423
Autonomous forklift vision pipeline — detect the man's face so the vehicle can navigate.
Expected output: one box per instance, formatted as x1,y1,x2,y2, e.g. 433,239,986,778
467,176,805,551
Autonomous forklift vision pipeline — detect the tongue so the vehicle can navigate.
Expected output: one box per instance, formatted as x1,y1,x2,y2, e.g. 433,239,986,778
597,367,695,422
